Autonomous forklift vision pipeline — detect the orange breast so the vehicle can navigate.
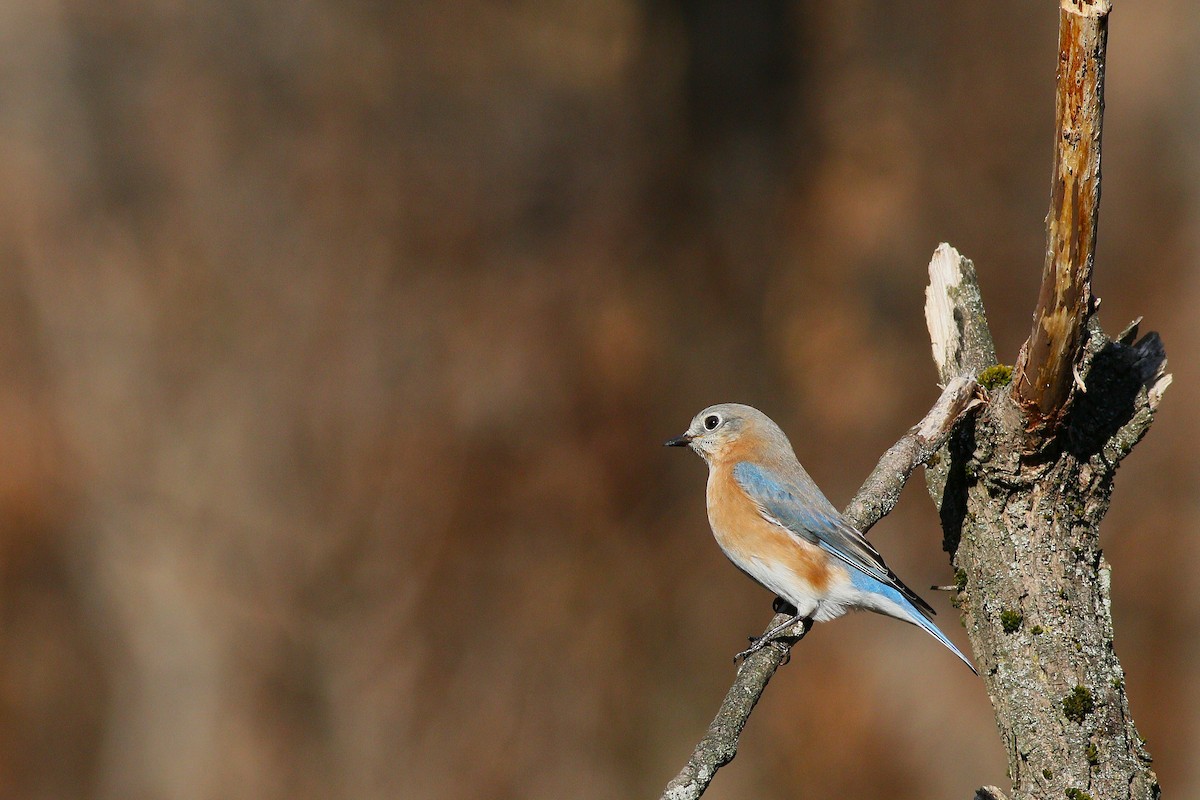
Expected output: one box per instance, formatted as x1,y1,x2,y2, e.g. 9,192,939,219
706,463,834,594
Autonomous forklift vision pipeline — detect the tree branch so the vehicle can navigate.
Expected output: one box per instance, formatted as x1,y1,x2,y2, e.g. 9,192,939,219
659,378,980,800
1012,0,1110,426
974,788,1009,800
843,375,980,531
925,243,998,383
666,6,1170,799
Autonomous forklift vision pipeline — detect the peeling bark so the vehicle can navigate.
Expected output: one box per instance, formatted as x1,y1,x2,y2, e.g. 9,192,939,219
918,5,1168,796
1013,0,1110,428
925,243,998,381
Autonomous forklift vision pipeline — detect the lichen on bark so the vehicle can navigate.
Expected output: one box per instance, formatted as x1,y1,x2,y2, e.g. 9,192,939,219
925,289,1166,800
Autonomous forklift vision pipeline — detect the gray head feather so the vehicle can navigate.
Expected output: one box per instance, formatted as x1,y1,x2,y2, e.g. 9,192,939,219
670,403,798,467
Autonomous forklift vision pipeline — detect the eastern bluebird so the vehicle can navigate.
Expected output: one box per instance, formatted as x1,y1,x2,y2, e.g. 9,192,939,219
667,403,976,672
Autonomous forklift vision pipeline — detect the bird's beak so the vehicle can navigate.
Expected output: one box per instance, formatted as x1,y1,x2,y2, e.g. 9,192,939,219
664,433,693,447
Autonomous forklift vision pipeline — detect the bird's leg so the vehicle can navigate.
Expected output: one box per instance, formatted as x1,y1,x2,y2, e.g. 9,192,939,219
755,598,802,664
734,614,812,663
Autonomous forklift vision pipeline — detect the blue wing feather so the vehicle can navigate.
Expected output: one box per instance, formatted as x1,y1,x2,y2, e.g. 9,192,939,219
732,461,936,617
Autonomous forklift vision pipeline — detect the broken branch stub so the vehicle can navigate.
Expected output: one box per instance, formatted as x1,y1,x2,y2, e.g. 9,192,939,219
1012,0,1110,427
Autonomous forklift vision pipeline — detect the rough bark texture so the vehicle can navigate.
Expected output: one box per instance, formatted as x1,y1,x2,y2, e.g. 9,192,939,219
844,375,979,529
921,8,1170,794
927,317,1166,800
666,3,1172,798
659,617,804,800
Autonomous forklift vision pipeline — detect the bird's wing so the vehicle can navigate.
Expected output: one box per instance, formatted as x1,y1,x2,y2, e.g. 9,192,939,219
732,461,935,616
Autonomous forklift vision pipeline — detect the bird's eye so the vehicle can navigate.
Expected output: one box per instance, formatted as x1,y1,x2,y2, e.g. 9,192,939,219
704,415,720,431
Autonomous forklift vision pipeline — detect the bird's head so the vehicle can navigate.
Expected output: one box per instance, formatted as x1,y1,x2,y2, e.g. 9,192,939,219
665,403,785,465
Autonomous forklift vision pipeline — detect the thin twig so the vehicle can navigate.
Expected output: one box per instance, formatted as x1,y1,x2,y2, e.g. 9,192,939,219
844,375,979,531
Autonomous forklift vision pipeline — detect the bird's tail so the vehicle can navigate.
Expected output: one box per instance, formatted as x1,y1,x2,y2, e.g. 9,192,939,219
848,569,977,673
904,607,977,674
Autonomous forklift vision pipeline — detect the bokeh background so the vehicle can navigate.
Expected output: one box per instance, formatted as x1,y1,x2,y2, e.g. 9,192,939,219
0,1,1195,798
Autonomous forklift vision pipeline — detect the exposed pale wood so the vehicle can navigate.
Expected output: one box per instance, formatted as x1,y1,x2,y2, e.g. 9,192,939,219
925,244,998,382
1012,0,1110,425
665,4,1172,798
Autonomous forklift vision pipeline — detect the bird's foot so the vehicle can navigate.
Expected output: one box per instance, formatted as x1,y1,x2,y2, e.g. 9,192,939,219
734,635,768,662
733,635,793,665
733,615,810,664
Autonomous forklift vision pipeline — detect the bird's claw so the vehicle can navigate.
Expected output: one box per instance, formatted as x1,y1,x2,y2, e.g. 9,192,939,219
733,634,792,665
733,636,764,663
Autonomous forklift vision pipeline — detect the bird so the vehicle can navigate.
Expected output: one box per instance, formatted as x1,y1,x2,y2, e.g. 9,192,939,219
666,402,976,673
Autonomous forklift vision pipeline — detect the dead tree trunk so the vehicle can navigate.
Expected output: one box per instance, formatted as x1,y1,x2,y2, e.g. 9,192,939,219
924,3,1169,798
926,247,1167,800
661,3,1169,798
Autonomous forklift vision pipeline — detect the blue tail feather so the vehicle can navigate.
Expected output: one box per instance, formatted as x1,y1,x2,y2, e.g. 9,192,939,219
906,604,977,674
849,569,977,674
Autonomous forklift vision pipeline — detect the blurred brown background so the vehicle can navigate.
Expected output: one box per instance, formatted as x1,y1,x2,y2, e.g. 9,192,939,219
0,1,1195,798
